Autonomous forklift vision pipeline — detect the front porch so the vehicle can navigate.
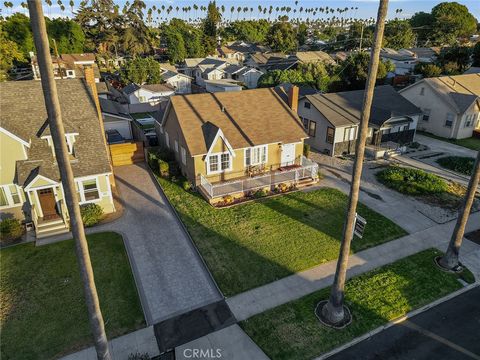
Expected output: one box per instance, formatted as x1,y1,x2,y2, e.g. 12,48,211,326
198,155,319,203
29,190,70,239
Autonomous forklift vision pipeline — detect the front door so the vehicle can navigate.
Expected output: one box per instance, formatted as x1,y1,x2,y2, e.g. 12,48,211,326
38,188,58,220
281,143,296,166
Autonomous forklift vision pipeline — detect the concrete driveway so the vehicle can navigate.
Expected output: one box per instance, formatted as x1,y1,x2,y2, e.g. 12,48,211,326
97,163,222,325
415,134,477,158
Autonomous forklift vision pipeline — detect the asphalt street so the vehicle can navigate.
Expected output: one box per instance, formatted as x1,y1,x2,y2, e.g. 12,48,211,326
328,286,480,360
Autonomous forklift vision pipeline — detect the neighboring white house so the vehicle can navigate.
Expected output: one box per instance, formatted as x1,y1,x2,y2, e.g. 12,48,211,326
298,85,422,156
399,74,480,139
122,83,175,105
99,98,133,141
380,48,417,76
223,65,263,89
160,69,193,94
205,79,242,93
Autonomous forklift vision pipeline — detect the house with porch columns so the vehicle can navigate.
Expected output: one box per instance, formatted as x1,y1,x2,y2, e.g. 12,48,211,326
0,78,115,239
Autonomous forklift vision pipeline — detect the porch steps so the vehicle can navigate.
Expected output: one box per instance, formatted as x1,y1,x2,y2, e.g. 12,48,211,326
36,219,69,239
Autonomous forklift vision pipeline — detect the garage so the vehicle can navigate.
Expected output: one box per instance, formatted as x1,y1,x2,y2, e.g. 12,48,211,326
103,114,133,140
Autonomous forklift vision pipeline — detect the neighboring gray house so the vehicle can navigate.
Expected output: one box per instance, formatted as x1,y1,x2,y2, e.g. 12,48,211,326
160,69,193,94
399,74,480,139
223,64,263,89
380,48,417,76
298,85,422,156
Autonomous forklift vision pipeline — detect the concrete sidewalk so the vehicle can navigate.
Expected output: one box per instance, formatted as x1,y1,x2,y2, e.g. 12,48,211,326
60,327,159,360
227,211,480,321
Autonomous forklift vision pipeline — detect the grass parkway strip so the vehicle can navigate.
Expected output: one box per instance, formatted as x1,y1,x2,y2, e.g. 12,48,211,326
240,249,475,360
157,175,407,296
0,232,145,360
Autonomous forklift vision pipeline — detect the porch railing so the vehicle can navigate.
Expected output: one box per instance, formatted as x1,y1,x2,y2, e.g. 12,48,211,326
200,155,318,199
31,204,39,229
60,200,70,229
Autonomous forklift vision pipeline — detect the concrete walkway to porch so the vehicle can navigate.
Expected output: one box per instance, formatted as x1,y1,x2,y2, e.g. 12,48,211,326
227,211,480,321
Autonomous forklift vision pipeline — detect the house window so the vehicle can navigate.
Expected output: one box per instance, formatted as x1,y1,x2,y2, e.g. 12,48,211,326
81,179,100,201
464,114,474,128
245,145,267,166
209,155,219,172
445,113,454,128
181,146,187,165
165,132,170,148
174,140,179,153
326,127,334,144
422,109,431,122
221,153,230,170
308,120,316,137
302,117,309,130
304,102,311,109
420,87,425,95
344,127,356,141
0,185,22,207
0,187,7,207
400,124,409,132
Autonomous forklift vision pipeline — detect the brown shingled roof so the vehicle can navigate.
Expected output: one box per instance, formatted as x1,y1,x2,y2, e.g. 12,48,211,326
165,88,308,156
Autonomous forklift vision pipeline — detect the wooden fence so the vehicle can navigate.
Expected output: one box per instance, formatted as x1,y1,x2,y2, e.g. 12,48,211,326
109,141,144,167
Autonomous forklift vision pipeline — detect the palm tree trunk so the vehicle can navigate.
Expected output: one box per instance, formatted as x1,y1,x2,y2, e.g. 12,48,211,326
27,1,112,359
321,0,389,325
439,151,480,269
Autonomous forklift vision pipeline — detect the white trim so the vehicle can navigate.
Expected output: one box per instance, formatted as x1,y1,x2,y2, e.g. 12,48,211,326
0,184,23,209
0,126,30,147
181,146,187,165
102,112,133,121
24,175,58,191
206,151,233,175
205,128,236,158
105,174,115,210
76,176,102,204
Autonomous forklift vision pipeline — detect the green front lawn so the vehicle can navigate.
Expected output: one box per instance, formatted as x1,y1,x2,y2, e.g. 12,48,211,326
418,131,480,151
0,232,144,360
158,177,407,296
241,249,474,360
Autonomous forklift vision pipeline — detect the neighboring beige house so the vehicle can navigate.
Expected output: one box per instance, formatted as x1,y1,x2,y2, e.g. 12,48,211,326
298,85,422,157
155,88,318,203
399,74,480,139
30,52,101,82
0,78,115,238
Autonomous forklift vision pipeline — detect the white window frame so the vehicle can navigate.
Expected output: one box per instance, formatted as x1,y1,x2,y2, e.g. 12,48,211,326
445,113,454,128
422,108,431,122
0,184,23,209
206,151,232,175
76,177,101,204
174,140,179,153
165,132,170,149
245,145,268,166
181,146,187,165
344,127,356,141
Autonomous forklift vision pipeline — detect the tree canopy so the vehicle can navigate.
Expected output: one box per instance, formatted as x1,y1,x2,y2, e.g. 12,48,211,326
222,20,270,44
383,20,415,49
431,2,477,45
267,20,296,53
120,56,161,84
0,30,25,81
340,52,393,90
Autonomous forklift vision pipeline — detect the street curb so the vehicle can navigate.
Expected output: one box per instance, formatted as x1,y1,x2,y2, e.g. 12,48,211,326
314,282,480,360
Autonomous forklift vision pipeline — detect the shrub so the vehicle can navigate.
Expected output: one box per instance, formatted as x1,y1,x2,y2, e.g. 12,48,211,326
436,156,475,176
178,177,192,191
158,159,170,177
277,183,289,193
303,143,310,158
147,152,159,170
0,218,23,242
223,195,234,205
376,166,448,195
80,203,104,227
254,189,269,198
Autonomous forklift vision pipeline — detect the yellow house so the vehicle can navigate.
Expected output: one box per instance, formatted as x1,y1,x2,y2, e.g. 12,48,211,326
0,79,115,238
155,88,318,203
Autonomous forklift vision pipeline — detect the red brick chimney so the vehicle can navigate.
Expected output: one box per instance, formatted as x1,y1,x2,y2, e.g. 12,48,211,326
288,85,299,113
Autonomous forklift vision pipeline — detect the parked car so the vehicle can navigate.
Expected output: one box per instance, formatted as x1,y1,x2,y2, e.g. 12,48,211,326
105,129,126,144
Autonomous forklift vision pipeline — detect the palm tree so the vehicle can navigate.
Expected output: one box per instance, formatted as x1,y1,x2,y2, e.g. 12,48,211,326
439,152,480,270
319,0,390,327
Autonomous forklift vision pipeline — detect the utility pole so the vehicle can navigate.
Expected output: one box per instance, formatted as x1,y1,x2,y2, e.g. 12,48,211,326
359,22,364,52
319,0,389,326
439,151,480,270
52,38,64,79
27,1,112,359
